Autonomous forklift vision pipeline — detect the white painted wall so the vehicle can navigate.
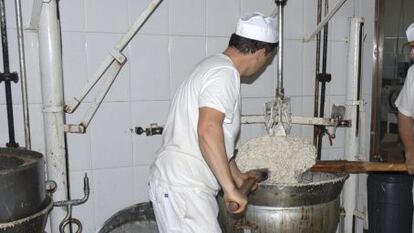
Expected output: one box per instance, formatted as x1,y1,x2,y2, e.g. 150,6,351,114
0,0,375,231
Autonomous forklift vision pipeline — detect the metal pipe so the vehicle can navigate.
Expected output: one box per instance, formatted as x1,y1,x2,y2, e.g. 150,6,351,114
369,0,382,161
321,0,329,75
313,0,322,149
38,0,69,231
303,0,348,43
343,17,364,233
14,0,31,149
0,0,18,148
275,0,286,98
317,0,330,160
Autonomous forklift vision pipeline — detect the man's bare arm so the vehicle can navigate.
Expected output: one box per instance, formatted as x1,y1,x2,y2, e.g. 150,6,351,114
198,107,247,213
398,112,414,174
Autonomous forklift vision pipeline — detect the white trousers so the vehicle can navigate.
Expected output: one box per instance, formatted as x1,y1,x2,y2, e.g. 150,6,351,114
149,180,222,233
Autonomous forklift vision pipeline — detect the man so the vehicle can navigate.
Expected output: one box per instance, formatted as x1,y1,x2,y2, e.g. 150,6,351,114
396,22,414,175
148,12,278,232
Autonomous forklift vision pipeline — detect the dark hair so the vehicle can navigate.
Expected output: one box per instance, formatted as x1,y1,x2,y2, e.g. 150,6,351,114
228,33,278,55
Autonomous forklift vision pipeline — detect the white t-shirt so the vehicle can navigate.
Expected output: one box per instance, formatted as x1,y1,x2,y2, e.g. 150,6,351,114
396,65,414,118
149,54,241,193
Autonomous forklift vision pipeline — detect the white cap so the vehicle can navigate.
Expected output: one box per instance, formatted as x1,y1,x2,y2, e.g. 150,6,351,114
406,22,414,42
236,12,278,43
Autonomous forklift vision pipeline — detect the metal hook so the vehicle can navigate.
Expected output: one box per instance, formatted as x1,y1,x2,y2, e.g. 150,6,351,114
54,174,90,233
59,218,82,233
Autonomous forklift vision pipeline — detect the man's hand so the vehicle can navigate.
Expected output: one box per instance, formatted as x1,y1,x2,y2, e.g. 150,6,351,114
229,159,261,192
224,186,248,214
234,171,261,191
405,150,414,174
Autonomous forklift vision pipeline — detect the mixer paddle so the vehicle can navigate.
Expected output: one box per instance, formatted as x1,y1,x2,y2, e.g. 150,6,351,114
310,160,407,173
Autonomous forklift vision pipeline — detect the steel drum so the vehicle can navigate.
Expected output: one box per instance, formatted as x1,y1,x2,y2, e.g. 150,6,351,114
218,172,348,233
0,148,47,222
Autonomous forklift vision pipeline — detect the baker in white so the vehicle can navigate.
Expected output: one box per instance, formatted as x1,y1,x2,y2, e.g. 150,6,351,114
396,22,414,174
148,12,278,233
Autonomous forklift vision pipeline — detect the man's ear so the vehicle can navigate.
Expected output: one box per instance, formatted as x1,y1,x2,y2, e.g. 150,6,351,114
257,48,267,57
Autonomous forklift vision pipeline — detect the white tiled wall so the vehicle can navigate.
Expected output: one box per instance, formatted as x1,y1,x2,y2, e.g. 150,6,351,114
0,0,375,231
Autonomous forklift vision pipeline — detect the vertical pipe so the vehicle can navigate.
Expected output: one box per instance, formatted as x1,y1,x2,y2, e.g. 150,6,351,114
370,0,382,161
39,0,68,231
317,0,330,159
343,17,364,233
313,0,322,148
14,0,31,149
275,0,286,97
0,0,18,148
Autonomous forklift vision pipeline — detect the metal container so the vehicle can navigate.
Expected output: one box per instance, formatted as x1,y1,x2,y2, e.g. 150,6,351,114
99,202,159,233
0,196,53,233
218,172,348,233
0,148,46,222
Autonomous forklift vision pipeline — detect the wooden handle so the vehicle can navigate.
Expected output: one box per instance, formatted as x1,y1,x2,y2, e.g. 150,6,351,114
228,177,257,212
310,160,407,173
227,168,269,212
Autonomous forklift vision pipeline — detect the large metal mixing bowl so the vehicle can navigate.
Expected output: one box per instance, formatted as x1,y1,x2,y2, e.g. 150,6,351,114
0,148,46,222
0,196,52,233
219,172,348,233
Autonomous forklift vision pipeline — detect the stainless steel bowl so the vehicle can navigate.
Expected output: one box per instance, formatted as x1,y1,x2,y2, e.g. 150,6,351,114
0,148,46,222
219,172,349,233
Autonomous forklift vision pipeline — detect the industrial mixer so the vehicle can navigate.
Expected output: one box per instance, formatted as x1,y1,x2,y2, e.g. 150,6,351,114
218,172,348,233
0,148,52,233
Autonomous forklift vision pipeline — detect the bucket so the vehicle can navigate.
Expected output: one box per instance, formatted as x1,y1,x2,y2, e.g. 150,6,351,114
368,173,413,233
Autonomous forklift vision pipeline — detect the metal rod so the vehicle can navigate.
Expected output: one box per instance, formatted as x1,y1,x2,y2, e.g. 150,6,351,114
241,114,347,127
321,0,329,74
317,0,330,160
115,0,161,52
275,0,286,98
303,0,348,43
313,0,322,149
0,0,18,148
369,0,382,161
15,0,31,149
65,0,162,114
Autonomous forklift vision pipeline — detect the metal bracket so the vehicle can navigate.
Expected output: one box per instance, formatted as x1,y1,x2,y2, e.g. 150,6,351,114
346,100,365,113
64,0,163,134
316,73,332,83
275,0,288,6
347,100,362,106
110,50,127,65
64,124,86,133
135,123,164,136
0,72,18,83
358,99,367,112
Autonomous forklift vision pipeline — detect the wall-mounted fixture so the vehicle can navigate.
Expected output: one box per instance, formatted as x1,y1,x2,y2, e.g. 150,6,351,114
135,123,164,136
